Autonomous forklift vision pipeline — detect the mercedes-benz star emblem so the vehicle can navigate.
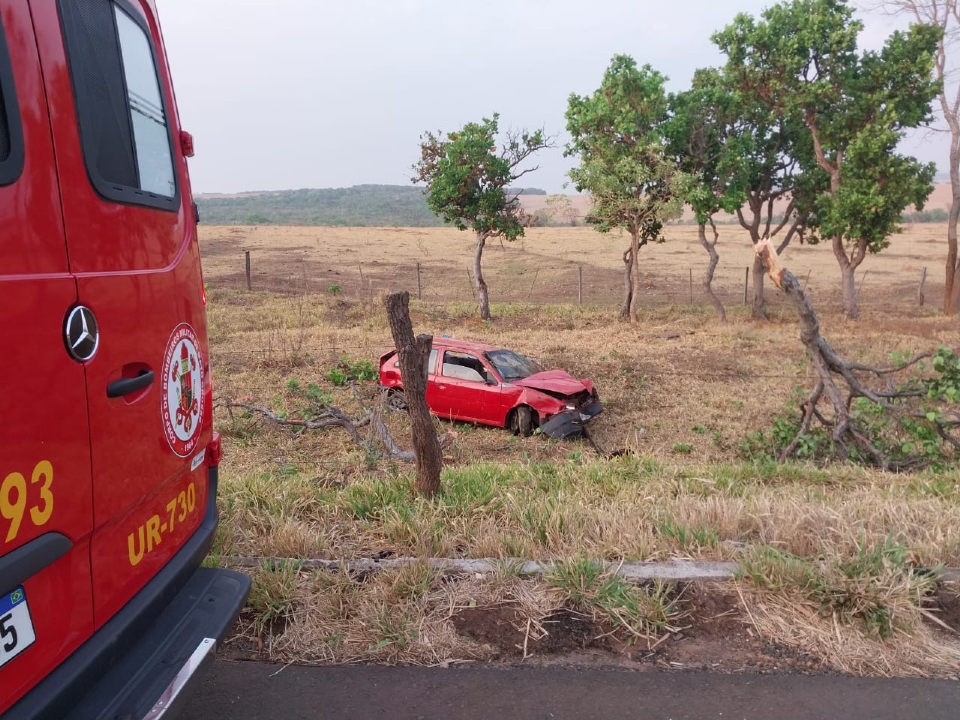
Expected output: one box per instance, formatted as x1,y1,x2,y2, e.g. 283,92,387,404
64,306,100,362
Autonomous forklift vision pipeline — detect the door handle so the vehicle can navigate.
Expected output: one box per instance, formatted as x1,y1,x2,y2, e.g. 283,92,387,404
107,369,155,398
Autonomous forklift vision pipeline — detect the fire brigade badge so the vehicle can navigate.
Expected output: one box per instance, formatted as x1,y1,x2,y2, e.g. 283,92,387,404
161,323,204,457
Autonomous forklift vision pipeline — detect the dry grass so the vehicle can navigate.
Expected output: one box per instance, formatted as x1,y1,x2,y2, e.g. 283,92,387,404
199,222,955,313
741,588,960,677
201,223,960,678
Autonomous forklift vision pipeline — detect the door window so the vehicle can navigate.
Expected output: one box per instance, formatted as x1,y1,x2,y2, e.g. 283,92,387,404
0,17,23,186
393,348,439,376
57,0,178,209
441,352,493,384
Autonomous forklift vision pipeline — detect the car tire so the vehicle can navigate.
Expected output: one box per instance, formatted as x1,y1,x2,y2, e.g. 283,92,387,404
512,405,534,437
386,388,407,411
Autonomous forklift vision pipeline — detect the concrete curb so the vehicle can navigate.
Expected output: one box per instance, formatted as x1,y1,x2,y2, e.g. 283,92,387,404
223,555,960,584
224,556,744,582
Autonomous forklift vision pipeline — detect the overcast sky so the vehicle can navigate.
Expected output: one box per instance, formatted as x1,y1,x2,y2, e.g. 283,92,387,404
156,0,946,195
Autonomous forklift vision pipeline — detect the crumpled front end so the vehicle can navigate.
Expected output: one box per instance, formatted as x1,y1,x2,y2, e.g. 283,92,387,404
539,398,604,439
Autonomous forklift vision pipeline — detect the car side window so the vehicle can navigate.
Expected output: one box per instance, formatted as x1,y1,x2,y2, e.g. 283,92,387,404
57,0,178,210
0,17,24,187
392,348,438,376
442,352,491,384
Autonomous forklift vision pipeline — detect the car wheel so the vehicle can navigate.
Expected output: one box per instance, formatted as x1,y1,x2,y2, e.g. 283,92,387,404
512,405,534,437
386,388,407,411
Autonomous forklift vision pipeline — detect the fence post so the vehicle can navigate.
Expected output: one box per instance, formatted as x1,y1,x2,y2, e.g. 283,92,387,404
578,265,583,306
918,267,927,306
245,251,251,291
689,268,693,304
526,269,539,300
743,267,749,306
416,262,422,300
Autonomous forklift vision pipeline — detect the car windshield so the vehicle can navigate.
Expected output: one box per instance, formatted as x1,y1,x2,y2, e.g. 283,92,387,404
486,349,545,381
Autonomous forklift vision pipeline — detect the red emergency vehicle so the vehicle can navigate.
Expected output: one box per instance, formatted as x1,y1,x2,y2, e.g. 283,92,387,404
0,1,249,717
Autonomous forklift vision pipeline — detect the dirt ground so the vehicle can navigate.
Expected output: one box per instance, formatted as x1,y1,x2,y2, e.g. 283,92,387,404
222,576,960,676
449,583,828,675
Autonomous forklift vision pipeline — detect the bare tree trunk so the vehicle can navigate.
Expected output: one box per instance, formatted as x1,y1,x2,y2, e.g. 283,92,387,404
884,0,960,314
385,291,442,497
949,246,960,314
748,222,800,320
751,254,767,320
628,230,642,323
840,263,858,319
474,232,490,320
738,206,769,320
620,246,633,322
833,235,866,320
948,139,960,314
698,221,726,323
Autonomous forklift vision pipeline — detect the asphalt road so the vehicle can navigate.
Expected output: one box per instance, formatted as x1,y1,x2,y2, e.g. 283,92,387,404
180,660,960,720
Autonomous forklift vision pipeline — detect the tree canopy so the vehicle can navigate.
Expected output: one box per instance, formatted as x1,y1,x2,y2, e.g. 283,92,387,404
412,114,549,319
714,0,941,318
565,55,692,322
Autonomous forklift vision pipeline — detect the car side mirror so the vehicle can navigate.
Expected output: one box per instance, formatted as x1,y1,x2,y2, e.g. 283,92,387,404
485,373,498,386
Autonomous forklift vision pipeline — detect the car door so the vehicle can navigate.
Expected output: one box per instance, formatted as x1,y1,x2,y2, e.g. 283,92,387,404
0,4,95,713
433,351,502,425
31,0,212,628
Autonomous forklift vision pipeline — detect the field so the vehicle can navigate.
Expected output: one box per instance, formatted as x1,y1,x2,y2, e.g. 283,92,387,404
201,222,952,314
200,222,960,677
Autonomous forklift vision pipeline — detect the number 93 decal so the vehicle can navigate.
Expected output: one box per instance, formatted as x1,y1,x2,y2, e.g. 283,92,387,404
1,461,54,545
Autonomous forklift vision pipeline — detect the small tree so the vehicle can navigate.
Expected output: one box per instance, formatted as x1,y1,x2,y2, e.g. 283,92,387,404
715,0,941,319
712,74,814,321
667,69,749,323
546,194,579,226
867,0,960,314
412,115,550,320
565,55,692,323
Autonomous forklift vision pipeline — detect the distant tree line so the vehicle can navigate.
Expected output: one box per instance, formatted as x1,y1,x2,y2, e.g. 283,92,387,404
196,185,547,227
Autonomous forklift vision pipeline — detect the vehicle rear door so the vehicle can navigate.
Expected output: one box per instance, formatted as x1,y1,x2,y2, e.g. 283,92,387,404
30,0,212,628
0,3,94,713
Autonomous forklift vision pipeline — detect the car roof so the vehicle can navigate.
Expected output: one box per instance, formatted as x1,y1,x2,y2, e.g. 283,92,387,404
429,337,501,355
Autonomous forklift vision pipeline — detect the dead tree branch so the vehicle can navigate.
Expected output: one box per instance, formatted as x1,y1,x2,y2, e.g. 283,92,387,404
217,399,414,463
755,239,958,470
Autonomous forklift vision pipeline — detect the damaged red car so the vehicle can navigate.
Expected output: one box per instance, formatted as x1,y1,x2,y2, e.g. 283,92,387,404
378,338,602,439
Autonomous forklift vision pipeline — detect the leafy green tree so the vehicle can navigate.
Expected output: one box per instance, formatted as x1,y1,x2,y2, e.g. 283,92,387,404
718,78,818,320
866,0,960,313
714,0,941,319
412,115,549,320
667,69,749,323
565,55,692,323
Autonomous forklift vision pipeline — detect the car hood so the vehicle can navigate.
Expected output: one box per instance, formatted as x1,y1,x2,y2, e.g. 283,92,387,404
512,370,590,396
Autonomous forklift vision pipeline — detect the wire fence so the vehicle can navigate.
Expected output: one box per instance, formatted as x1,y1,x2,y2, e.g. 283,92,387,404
207,249,942,316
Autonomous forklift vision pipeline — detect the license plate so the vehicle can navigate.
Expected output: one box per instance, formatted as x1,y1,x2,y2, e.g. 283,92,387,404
0,587,36,668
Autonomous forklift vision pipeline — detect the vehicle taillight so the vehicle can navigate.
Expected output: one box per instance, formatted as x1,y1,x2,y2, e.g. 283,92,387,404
207,432,222,467
180,129,195,157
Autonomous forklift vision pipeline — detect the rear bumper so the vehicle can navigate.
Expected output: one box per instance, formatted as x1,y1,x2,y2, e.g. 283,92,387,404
64,567,249,720
6,467,251,720
540,400,604,439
